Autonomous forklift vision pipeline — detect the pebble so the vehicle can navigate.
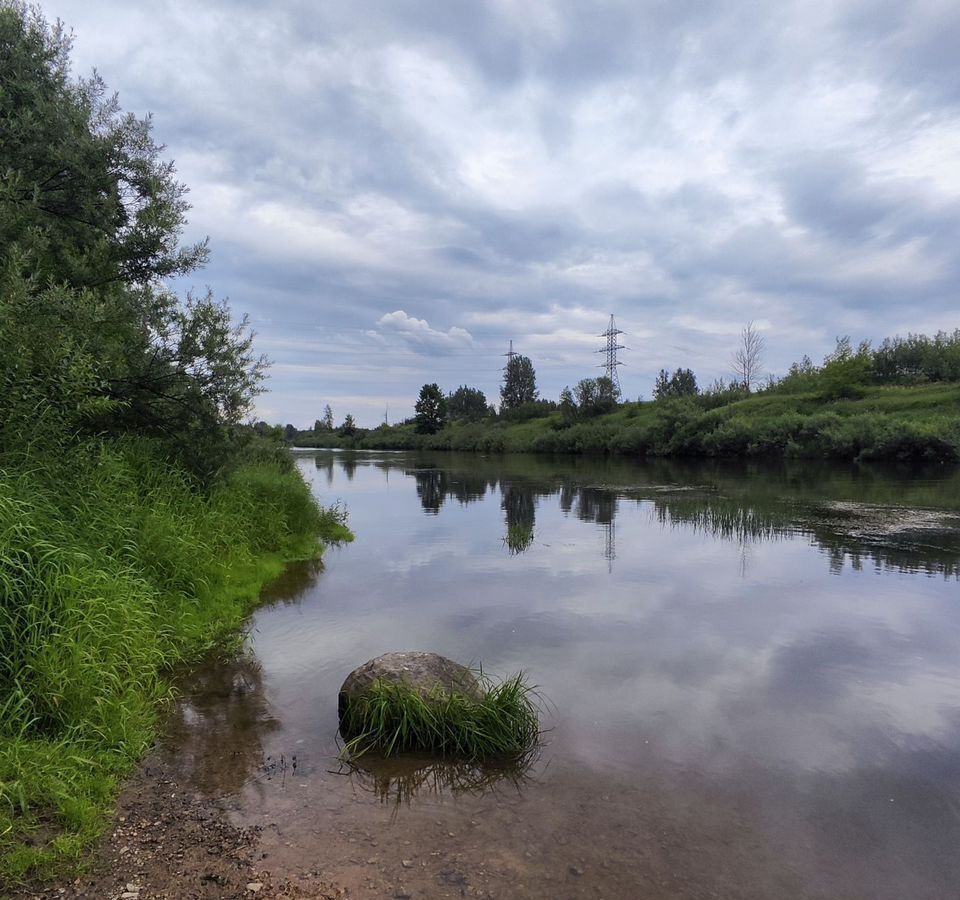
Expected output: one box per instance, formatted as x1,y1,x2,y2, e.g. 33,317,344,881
246,883,264,894
401,859,413,868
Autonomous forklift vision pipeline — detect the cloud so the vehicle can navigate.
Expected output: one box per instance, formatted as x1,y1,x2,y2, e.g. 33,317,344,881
374,310,474,355
39,0,960,424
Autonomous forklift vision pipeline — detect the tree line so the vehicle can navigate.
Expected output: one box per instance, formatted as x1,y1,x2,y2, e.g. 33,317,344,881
287,321,960,442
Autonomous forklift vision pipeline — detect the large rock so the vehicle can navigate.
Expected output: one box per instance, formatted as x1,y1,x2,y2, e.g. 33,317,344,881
338,651,482,721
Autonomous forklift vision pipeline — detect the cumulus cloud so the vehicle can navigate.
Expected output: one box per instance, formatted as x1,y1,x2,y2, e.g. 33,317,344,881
374,310,474,354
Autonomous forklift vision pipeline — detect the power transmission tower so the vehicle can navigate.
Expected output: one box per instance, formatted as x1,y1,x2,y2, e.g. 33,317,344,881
502,339,518,373
597,314,627,392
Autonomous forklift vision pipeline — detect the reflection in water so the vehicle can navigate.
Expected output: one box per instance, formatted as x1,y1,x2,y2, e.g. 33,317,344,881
311,451,960,577
165,653,280,797
161,449,960,898
413,466,447,515
502,484,536,554
260,557,325,605
313,452,334,487
336,752,538,811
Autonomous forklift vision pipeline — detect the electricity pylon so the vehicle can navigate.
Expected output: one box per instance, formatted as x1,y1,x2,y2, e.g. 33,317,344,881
597,314,627,392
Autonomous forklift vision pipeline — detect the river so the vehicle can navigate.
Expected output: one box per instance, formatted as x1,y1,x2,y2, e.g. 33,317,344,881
166,451,960,899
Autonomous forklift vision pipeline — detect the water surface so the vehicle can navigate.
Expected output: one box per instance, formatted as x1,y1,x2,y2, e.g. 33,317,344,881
168,452,960,899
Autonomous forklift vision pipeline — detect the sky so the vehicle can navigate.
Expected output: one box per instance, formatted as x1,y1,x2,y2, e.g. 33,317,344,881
40,0,960,427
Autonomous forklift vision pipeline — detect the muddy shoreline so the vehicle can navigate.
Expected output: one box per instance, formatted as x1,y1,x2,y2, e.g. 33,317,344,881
10,750,342,900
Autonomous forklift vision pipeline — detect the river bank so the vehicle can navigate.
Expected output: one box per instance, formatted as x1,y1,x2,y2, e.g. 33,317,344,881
295,382,960,463
9,749,342,900
0,441,350,889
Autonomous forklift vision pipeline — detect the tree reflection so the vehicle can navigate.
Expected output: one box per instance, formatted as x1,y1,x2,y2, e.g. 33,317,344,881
314,453,334,487
413,467,448,514
300,450,960,576
502,484,536,554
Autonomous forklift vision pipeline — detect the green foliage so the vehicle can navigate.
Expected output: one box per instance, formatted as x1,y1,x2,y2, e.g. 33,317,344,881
500,354,538,410
873,330,960,383
817,337,873,400
573,376,620,417
654,367,698,400
0,3,208,289
0,441,347,879
0,3,264,483
447,385,488,422
414,383,447,434
497,399,556,423
339,673,541,762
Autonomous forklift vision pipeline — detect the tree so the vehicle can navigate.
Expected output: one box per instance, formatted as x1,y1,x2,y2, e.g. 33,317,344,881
0,3,208,290
414,383,447,434
320,404,334,431
559,386,577,423
447,385,488,421
819,336,873,399
500,355,538,410
669,368,698,397
731,321,766,390
572,376,621,417
654,369,671,400
654,368,698,400
0,4,262,481
340,414,357,436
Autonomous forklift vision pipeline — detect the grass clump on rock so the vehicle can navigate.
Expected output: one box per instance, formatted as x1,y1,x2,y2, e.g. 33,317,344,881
339,667,541,762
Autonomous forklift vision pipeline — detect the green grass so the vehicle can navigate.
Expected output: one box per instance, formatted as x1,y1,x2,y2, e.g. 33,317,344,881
0,437,348,883
300,382,960,463
339,673,542,763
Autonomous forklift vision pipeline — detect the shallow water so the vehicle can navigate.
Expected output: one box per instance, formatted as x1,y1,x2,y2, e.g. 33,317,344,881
167,452,960,899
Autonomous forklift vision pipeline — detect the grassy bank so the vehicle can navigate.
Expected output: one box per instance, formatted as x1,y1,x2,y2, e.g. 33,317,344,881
0,439,349,883
297,382,960,463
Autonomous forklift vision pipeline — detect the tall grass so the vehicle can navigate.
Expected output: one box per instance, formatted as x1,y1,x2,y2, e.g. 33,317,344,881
0,437,346,881
339,673,542,762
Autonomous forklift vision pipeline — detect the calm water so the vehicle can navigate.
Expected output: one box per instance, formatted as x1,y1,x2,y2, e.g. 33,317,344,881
168,452,960,899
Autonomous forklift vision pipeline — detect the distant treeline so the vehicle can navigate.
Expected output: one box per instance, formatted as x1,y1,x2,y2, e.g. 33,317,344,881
285,331,960,464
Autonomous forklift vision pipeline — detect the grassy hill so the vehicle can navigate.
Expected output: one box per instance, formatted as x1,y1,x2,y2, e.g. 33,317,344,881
296,382,960,463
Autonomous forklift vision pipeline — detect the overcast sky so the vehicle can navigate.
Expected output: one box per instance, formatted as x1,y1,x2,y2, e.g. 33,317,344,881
42,0,960,426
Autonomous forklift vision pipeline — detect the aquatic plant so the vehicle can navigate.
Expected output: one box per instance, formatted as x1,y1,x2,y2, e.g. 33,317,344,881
339,673,542,762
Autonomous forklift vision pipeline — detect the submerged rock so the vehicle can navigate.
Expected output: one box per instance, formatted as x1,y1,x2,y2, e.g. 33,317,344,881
338,651,482,722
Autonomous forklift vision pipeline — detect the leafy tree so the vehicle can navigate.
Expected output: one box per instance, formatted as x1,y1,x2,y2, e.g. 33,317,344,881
654,368,698,400
819,336,873,400
415,383,447,434
321,404,334,430
0,4,262,480
654,369,671,400
340,413,357,436
0,4,208,289
500,355,538,410
559,386,577,423
669,368,698,397
573,376,620,417
447,385,488,421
